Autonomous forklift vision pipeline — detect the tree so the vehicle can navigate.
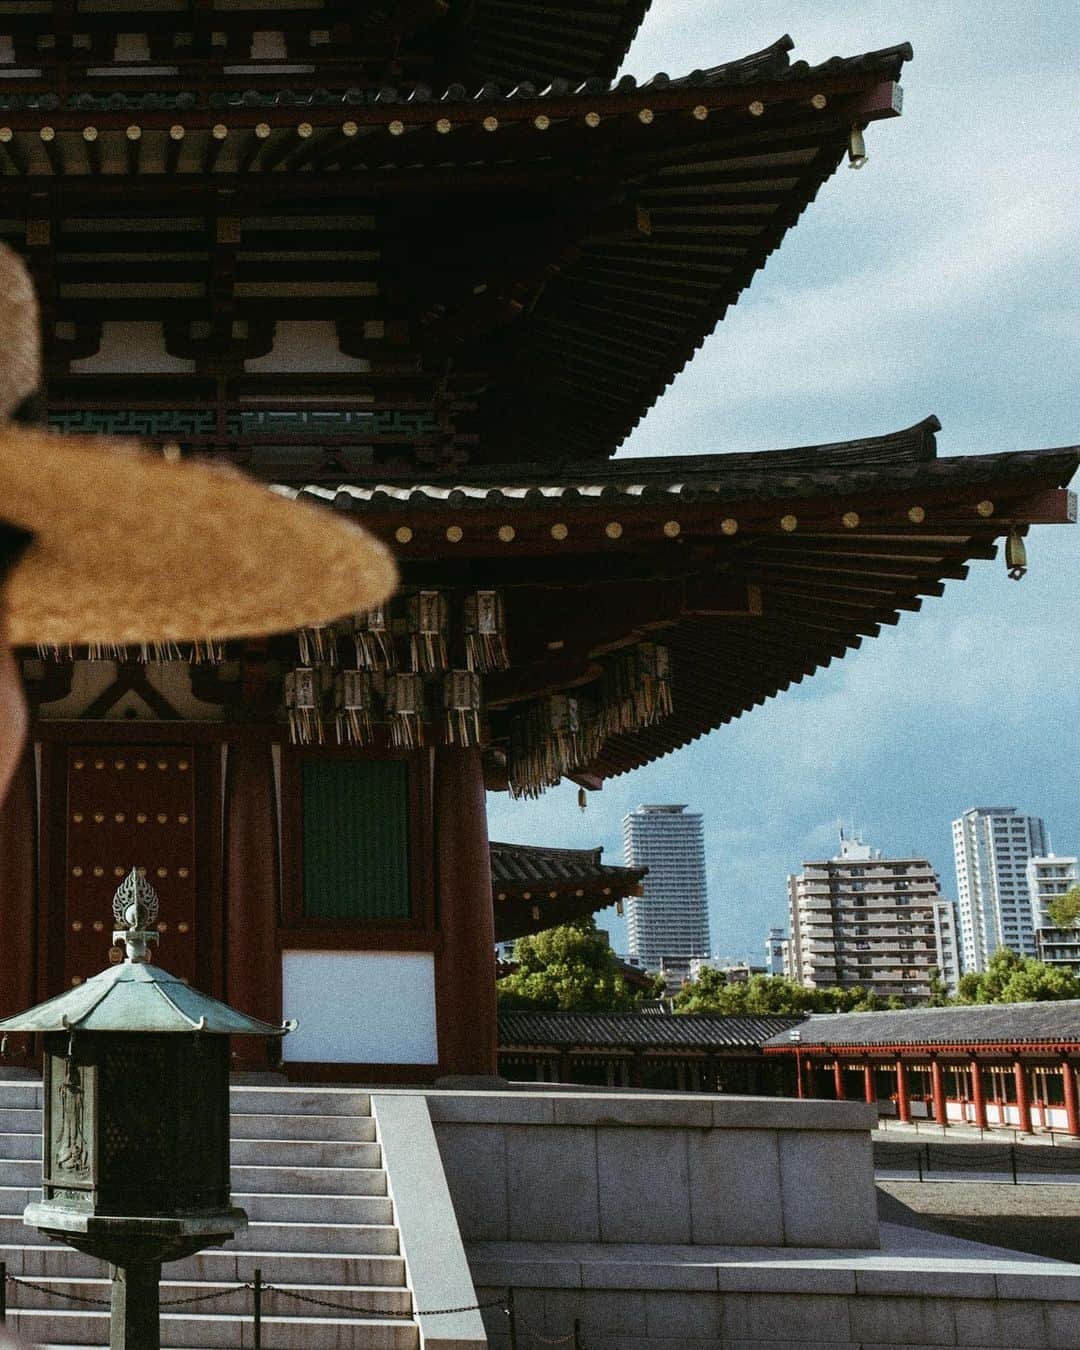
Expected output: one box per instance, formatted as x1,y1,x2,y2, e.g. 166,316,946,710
1047,885,1080,931
956,946,1080,1004
496,917,661,1012
672,971,887,1016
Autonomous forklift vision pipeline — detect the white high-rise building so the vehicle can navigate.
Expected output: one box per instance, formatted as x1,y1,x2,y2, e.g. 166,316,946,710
623,805,710,977
952,807,1049,972
1027,855,1080,929
787,833,959,1002
1029,855,1080,975
764,926,787,976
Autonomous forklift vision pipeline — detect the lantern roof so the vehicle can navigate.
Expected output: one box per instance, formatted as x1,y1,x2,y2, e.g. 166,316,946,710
0,872,291,1036
0,960,290,1036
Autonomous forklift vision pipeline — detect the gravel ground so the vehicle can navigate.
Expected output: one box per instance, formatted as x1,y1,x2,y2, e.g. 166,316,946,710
878,1181,1080,1263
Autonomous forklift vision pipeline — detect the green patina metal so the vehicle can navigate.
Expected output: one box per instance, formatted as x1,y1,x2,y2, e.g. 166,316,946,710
0,870,293,1350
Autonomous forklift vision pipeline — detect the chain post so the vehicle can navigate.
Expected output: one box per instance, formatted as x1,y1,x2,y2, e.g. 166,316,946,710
573,1315,583,1349
507,1286,518,1350
1,1259,6,1322
253,1267,262,1350
1011,1147,1018,1186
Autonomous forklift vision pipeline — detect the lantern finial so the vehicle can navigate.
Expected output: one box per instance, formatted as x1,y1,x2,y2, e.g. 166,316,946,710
112,869,161,964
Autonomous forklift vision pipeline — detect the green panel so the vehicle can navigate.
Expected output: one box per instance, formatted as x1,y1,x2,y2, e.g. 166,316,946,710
302,760,411,921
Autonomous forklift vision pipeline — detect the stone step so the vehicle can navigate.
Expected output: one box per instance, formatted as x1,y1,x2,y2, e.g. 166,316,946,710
2,1244,409,1288
228,1088,371,1118
0,1184,38,1215
0,1107,42,1132
0,1085,42,1110
231,1112,376,1142
0,1131,40,1160
6,1276,414,1318
231,1221,400,1256
232,1164,387,1196
232,1191,393,1225
232,1138,381,1169
6,1308,419,1348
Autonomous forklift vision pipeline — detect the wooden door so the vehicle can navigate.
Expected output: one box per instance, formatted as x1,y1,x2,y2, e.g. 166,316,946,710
63,745,198,989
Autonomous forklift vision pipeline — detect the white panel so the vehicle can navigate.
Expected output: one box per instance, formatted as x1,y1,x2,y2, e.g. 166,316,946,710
281,951,438,1064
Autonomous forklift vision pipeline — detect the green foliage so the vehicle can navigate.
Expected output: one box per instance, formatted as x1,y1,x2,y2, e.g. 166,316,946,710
925,966,952,1007
1047,885,1080,931
496,917,662,1012
672,970,888,1016
955,946,1080,1004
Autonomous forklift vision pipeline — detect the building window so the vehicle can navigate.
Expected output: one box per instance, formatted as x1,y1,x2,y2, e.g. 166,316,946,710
301,759,412,921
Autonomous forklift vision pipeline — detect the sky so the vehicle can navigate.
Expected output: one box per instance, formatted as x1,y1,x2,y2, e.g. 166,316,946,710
487,2,1080,961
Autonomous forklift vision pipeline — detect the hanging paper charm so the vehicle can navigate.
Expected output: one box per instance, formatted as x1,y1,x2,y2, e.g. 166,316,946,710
284,665,325,745
443,670,483,746
297,623,336,667
464,590,509,672
353,603,396,671
385,672,425,748
407,591,449,673
334,669,374,746
600,642,673,736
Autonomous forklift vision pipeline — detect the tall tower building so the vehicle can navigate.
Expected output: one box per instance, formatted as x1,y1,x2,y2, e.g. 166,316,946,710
787,834,959,1002
623,805,710,979
952,808,1048,972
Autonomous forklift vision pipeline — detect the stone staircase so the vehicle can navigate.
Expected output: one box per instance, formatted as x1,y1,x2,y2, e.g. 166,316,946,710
0,1079,421,1348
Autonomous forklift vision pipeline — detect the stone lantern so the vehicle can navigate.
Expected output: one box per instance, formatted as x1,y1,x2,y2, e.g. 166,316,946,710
0,869,292,1348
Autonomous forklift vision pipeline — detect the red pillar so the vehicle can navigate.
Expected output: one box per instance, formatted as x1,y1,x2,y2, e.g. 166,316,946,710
795,1051,805,1099
0,748,36,1059
225,740,282,1068
833,1058,846,1100
433,747,497,1077
970,1057,988,1130
1014,1060,1033,1134
896,1058,911,1123
1062,1057,1080,1138
930,1056,948,1127
863,1061,876,1105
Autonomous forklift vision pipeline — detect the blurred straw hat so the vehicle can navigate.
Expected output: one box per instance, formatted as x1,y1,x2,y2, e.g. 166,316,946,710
0,244,396,648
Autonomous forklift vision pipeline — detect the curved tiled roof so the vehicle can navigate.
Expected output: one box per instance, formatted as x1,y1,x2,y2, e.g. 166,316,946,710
764,1001,1080,1050
491,840,644,889
491,841,645,943
499,1008,804,1050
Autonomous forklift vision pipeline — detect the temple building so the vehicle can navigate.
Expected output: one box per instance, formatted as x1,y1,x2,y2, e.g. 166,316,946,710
0,3,1076,1083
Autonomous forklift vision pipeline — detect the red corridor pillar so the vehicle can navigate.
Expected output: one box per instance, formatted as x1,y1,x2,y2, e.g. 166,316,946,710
895,1057,911,1123
1014,1060,1033,1134
434,747,497,1077
970,1058,987,1130
0,748,36,1058
930,1057,948,1127
225,740,282,1067
864,1061,876,1106
1062,1057,1080,1138
833,1059,846,1100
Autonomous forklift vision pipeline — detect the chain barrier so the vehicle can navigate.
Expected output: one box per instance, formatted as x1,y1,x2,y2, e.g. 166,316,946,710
0,1270,586,1345
2,1269,508,1318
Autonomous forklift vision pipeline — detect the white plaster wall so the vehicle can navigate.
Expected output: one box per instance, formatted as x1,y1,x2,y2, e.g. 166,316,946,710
281,950,438,1064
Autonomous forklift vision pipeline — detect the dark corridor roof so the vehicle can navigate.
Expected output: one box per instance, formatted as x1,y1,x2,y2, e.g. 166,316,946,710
499,1009,804,1050
764,1001,1080,1051
491,841,645,944
491,841,644,890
